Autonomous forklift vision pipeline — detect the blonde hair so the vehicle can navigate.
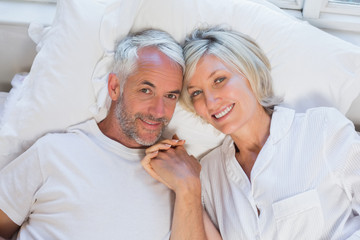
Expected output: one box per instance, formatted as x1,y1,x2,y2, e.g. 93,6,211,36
181,26,282,115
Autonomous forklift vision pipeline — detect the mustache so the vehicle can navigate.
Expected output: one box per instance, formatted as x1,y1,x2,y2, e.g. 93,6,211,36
135,113,169,126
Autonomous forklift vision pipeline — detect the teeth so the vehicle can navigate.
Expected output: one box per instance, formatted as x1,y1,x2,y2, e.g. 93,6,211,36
143,119,158,125
214,104,234,119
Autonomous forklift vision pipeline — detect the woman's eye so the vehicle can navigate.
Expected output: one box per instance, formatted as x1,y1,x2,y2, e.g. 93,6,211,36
214,77,225,84
190,90,202,98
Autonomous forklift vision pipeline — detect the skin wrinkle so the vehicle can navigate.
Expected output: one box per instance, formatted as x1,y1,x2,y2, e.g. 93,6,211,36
115,93,169,146
101,47,183,148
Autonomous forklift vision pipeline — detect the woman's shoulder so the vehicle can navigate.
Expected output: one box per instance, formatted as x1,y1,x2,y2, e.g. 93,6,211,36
275,105,343,117
297,106,351,128
200,135,233,171
275,106,350,127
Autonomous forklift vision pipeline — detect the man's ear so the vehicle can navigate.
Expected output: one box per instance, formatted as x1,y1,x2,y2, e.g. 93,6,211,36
108,73,121,101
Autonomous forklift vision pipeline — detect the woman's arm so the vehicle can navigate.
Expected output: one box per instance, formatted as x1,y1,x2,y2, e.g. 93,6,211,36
203,210,222,240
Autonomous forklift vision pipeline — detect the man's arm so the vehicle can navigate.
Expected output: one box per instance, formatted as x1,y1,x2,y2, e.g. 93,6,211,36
170,170,206,240
0,209,19,239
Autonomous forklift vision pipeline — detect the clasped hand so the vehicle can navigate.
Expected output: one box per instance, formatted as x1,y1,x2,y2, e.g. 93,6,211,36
141,135,201,193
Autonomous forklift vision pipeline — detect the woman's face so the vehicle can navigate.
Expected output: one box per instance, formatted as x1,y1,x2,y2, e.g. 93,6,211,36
187,54,260,135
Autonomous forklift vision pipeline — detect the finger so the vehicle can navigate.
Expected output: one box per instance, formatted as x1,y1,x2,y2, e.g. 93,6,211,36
141,152,173,189
145,143,172,154
171,134,186,146
141,161,173,190
189,155,198,161
143,164,167,186
146,139,186,154
141,151,158,166
141,152,165,182
161,138,184,146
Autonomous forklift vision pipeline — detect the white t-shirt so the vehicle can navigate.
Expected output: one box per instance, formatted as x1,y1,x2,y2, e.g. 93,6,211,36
0,119,173,240
200,107,360,240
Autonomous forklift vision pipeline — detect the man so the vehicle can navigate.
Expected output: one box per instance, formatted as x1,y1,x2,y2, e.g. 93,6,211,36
0,29,206,239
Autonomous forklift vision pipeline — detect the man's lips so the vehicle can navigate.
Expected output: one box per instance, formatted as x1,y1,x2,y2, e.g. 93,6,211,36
139,118,162,129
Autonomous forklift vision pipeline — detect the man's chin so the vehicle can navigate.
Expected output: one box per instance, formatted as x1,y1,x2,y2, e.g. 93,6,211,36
134,133,162,146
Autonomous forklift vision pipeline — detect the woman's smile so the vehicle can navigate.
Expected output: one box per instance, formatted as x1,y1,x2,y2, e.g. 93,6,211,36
212,103,235,120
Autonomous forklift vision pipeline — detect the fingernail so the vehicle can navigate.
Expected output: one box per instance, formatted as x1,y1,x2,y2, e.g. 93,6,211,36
164,144,171,147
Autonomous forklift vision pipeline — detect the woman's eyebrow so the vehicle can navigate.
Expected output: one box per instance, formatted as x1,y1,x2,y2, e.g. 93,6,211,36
187,69,222,90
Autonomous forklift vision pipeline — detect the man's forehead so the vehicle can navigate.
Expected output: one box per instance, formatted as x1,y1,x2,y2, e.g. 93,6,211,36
125,48,183,89
137,47,171,66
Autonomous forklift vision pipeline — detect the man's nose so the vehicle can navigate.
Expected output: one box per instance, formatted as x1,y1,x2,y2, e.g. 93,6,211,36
149,96,165,118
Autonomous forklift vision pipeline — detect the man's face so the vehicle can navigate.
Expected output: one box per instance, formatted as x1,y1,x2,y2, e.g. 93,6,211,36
115,47,183,147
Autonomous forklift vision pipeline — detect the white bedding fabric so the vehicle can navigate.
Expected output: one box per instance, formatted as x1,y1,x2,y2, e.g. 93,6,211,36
0,0,360,169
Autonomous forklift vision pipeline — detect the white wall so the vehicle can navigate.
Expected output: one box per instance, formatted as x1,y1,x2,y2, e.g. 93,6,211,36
0,24,36,92
0,0,55,91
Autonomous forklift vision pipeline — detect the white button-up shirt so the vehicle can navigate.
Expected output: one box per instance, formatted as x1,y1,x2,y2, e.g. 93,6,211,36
200,107,360,239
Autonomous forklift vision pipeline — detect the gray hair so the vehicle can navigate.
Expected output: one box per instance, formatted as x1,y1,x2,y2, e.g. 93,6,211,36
181,26,282,115
113,29,185,92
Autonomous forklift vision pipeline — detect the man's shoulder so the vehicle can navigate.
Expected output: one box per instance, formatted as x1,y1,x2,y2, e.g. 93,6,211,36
35,120,95,149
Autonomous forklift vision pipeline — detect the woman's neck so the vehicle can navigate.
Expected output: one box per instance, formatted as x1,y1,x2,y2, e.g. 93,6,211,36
231,106,271,180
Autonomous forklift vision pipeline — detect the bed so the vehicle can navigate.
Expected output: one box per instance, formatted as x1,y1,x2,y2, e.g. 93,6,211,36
0,0,359,169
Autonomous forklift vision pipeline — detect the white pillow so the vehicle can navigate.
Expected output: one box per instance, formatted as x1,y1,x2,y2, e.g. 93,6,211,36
0,0,142,169
1,0,360,167
131,0,360,114
131,0,360,158
163,104,225,159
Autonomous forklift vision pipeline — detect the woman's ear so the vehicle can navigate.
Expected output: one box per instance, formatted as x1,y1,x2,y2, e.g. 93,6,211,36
108,73,121,101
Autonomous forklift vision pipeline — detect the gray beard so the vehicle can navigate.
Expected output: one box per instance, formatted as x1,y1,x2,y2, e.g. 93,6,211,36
115,95,169,146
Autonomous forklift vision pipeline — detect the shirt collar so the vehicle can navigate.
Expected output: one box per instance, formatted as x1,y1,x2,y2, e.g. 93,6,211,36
269,106,295,144
221,106,295,152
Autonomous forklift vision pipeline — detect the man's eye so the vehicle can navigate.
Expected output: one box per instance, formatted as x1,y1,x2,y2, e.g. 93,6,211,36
190,90,202,98
214,77,225,84
140,88,151,94
166,94,178,100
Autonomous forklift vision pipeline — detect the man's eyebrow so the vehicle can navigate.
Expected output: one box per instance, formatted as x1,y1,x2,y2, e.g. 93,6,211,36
141,80,155,88
141,80,181,94
169,90,181,95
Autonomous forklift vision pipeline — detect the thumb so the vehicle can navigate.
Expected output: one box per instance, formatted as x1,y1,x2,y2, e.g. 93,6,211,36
172,134,179,140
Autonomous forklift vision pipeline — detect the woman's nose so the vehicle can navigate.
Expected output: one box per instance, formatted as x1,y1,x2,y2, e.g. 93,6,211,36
204,90,219,110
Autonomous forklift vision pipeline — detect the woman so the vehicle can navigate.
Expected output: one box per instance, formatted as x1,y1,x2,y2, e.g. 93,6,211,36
142,27,360,239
